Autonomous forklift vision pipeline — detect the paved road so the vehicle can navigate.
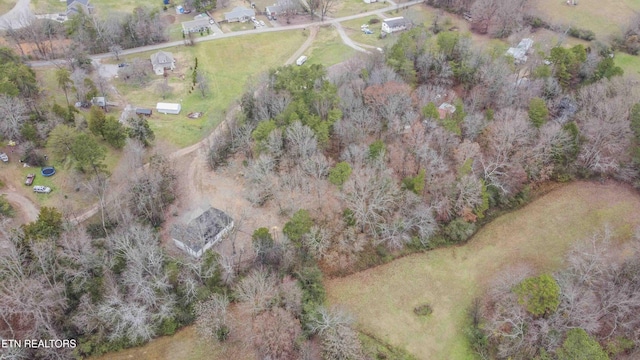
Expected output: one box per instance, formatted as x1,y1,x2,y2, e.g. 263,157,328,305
0,0,33,30
27,0,425,67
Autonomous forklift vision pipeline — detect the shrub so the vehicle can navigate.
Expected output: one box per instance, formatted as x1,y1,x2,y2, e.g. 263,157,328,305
368,140,386,159
369,18,380,25
283,209,313,245
513,274,560,317
343,208,356,227
328,161,352,186
402,169,425,195
443,218,476,243
528,98,549,128
0,195,15,218
557,328,609,360
567,27,596,41
413,304,433,316
86,220,118,239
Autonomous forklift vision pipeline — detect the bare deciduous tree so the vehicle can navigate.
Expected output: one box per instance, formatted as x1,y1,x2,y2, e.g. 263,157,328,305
195,293,231,341
253,307,302,360
235,269,278,317
0,94,29,140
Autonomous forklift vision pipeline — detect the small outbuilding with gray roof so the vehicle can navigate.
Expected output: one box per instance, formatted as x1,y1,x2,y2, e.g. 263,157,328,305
172,207,234,258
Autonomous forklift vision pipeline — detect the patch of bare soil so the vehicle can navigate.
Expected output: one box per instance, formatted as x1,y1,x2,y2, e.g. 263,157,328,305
161,149,282,261
276,14,315,26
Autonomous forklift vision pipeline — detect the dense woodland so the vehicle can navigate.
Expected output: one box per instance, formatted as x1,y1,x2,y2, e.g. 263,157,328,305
2,3,640,360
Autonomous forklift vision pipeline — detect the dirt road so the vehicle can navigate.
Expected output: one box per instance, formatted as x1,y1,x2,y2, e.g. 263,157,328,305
1,189,39,223
285,26,319,65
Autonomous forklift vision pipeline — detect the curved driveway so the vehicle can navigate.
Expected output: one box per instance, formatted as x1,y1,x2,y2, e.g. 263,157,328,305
0,0,34,30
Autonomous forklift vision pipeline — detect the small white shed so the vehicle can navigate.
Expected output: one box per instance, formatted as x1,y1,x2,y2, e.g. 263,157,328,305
156,102,181,115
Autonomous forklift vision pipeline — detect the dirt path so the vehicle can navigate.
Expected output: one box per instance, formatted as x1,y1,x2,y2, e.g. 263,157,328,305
285,26,318,65
1,188,39,223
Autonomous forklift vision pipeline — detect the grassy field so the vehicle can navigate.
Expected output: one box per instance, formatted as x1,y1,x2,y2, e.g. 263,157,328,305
0,0,16,15
115,30,308,147
30,0,161,16
333,0,388,18
326,181,640,360
93,325,254,360
306,26,357,67
533,0,640,39
615,52,640,78
340,15,397,48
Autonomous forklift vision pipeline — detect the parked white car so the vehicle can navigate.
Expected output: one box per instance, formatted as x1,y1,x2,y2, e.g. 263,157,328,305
33,185,51,193
296,55,308,66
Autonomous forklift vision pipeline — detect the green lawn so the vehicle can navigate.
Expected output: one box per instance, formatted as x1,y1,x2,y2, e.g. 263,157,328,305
615,52,640,79
306,27,357,67
0,0,16,15
333,0,388,18
30,0,162,17
340,16,396,48
29,0,64,15
0,142,118,217
326,181,640,360
115,31,308,147
534,0,640,39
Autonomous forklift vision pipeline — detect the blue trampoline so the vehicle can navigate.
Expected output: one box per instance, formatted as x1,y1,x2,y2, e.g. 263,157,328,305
41,166,56,177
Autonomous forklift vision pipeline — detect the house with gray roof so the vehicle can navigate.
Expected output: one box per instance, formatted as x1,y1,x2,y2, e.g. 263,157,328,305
172,207,234,258
265,4,282,19
182,17,212,34
505,38,534,64
382,16,406,34
66,0,93,16
224,6,255,22
150,51,175,76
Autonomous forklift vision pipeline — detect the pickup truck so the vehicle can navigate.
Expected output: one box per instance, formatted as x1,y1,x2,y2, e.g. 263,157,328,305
25,173,35,185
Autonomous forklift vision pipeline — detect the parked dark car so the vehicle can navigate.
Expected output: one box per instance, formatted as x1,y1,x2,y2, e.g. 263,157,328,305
25,173,35,185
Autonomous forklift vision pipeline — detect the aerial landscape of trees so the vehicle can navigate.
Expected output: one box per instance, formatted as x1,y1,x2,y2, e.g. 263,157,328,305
1,0,640,358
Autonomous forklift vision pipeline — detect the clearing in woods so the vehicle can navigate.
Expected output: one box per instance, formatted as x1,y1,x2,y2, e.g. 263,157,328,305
326,181,640,360
533,0,640,38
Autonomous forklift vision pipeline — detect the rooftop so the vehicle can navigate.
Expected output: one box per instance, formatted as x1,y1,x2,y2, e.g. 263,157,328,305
172,207,233,253
383,16,406,28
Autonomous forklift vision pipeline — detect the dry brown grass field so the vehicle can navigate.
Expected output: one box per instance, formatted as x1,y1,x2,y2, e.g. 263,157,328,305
326,181,640,360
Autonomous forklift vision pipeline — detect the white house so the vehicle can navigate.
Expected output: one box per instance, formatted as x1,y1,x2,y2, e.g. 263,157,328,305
506,38,534,64
172,207,234,258
382,17,406,34
156,102,181,115
150,51,176,75
224,6,255,22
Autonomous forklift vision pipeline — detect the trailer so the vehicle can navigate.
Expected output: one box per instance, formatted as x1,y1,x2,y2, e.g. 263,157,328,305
156,102,181,115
